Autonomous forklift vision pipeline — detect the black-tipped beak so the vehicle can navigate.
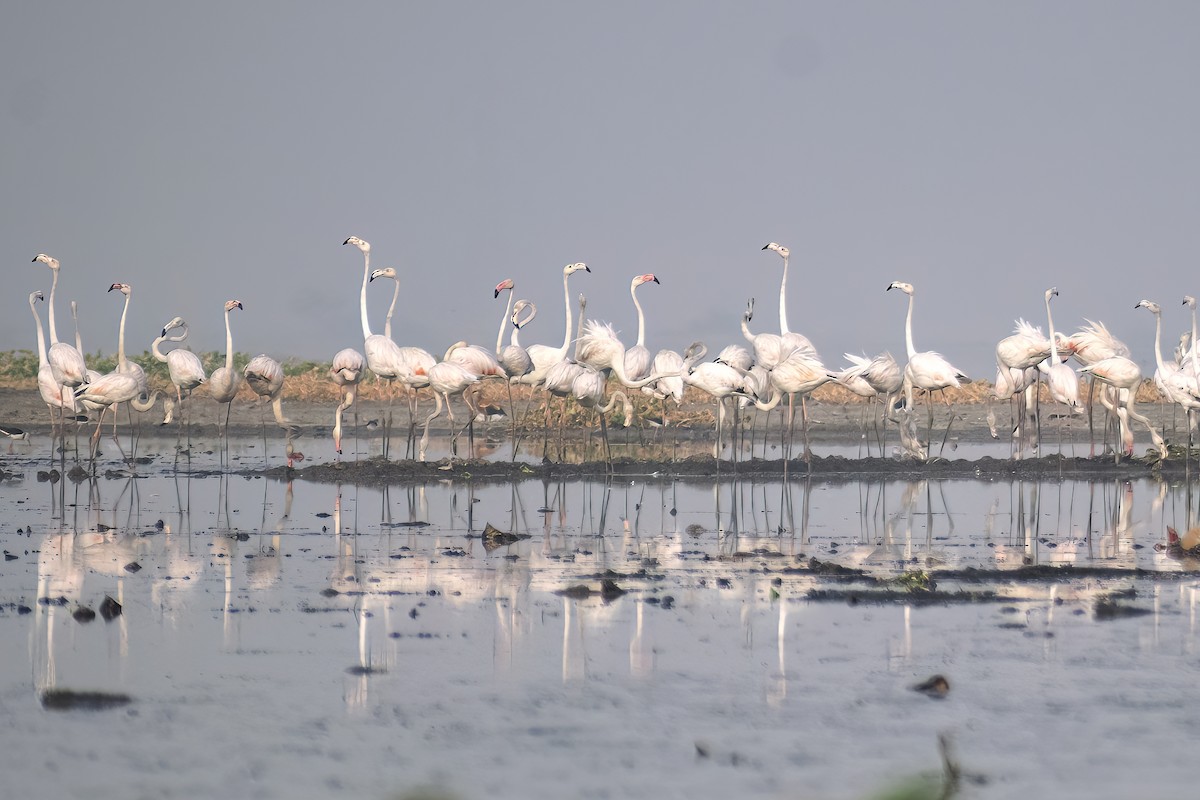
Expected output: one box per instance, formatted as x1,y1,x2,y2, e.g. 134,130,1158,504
160,328,168,337
584,265,591,272
369,273,378,282
653,276,661,284
236,301,243,310
886,284,894,291
31,256,37,263
761,244,769,250
342,237,352,245
494,289,501,298
107,284,117,292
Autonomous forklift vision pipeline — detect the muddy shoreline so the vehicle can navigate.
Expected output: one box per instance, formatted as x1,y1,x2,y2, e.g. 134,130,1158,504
5,387,1195,485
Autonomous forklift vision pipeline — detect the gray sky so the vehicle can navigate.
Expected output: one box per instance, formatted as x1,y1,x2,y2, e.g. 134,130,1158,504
5,2,1199,378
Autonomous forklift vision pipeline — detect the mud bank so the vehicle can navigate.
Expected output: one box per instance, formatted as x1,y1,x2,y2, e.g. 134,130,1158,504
276,450,1194,486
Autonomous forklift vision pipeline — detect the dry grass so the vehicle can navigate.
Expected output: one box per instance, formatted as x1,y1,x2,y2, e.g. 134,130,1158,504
1,373,1168,425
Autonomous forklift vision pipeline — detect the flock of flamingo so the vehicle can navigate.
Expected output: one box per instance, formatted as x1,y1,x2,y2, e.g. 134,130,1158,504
17,239,1200,467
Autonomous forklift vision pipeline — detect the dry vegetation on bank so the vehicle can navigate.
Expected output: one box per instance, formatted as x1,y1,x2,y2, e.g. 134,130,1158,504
0,348,1168,432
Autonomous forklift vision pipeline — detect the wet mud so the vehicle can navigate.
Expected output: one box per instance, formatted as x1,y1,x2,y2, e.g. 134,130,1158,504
281,450,1194,486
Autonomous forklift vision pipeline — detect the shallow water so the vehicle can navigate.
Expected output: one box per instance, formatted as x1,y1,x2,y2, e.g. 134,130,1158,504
2,436,1199,799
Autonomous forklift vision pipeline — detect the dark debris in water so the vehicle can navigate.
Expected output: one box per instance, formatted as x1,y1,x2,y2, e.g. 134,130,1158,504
1093,592,1153,620
479,523,531,552
556,579,628,602
806,588,1002,606
912,674,951,699
41,689,133,711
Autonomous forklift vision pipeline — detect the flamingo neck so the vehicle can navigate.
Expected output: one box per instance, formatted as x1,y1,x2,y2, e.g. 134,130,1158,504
632,282,647,347
778,254,790,335
903,293,917,360
1191,305,1198,376
224,307,235,371
359,250,372,339
151,335,169,363
119,294,132,371
1045,295,1059,363
30,298,48,366
560,270,573,354
384,280,399,341
496,288,514,355
1150,309,1168,373
72,304,84,354
47,268,60,345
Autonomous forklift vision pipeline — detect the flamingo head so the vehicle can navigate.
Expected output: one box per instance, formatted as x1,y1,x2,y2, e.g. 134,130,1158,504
33,253,60,270
1045,287,1058,302
225,299,243,312
369,267,397,282
343,235,370,253
1184,295,1196,310
1135,299,1161,314
511,299,536,328
161,316,187,336
29,290,44,304
494,278,514,298
565,262,590,275
762,242,789,260
633,273,660,288
887,281,914,296
108,282,132,296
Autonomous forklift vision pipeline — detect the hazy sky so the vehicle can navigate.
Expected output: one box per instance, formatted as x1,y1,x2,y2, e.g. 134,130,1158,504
5,2,1199,379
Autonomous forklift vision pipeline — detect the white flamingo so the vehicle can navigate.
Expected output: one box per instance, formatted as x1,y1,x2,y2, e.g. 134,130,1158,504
208,300,244,436
521,262,591,386
570,366,633,464
244,353,301,466
32,254,89,397
1079,355,1165,458
623,273,660,382
419,342,488,463
752,348,838,460
106,284,148,398
152,317,206,440
681,341,748,458
330,347,366,456
1135,299,1200,431
761,242,820,360
1038,288,1082,446
346,237,430,458
887,281,968,457
28,291,76,428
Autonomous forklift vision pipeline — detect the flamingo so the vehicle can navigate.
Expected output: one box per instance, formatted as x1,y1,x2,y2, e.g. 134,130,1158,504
207,300,245,440
73,373,160,462
330,347,366,457
152,317,206,442
887,281,968,457
500,300,536,380
681,341,748,458
761,242,820,360
243,353,302,466
622,273,660,382
1078,355,1165,458
28,291,77,434
540,293,592,458
346,237,431,458
1038,288,1082,447
32,254,89,403
106,284,148,398
521,262,591,385
419,342,489,463
752,348,838,461
1135,299,1200,437
570,366,634,465
1069,317,1132,455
